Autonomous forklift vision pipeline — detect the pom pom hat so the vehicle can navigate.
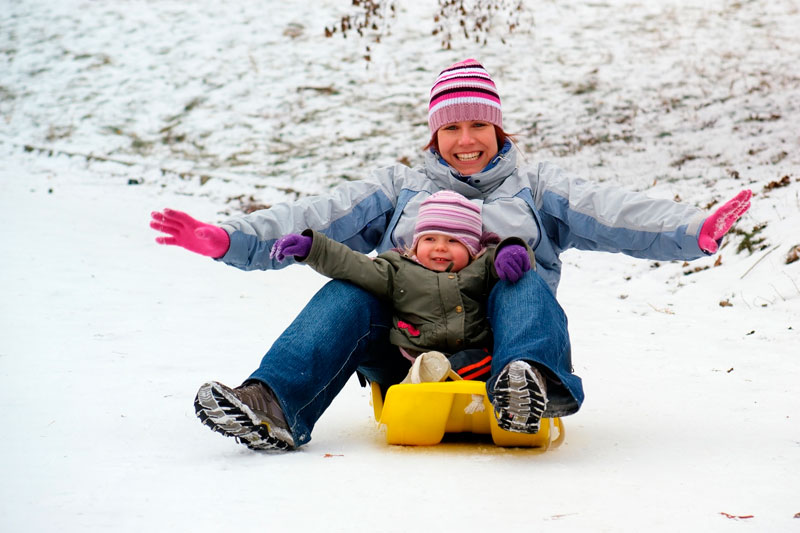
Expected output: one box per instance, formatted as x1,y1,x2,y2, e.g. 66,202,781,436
428,58,502,136
412,191,483,256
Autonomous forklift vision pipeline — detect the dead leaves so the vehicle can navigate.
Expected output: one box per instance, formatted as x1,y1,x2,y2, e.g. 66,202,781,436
226,194,272,214
763,175,791,191
720,512,754,520
718,511,800,522
787,245,800,265
683,254,723,276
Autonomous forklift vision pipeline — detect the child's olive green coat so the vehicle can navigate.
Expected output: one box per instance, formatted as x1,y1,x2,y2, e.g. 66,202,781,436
299,229,533,355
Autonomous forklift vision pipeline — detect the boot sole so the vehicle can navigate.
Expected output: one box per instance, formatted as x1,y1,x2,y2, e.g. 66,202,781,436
194,381,293,450
493,362,548,434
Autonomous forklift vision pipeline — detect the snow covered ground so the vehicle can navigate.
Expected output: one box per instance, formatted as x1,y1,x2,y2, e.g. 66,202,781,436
1,0,798,531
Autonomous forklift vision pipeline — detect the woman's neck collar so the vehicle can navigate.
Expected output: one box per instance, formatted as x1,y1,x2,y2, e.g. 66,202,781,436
431,138,514,181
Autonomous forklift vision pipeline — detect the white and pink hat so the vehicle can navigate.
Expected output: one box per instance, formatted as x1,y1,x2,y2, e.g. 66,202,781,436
412,191,483,256
428,58,502,136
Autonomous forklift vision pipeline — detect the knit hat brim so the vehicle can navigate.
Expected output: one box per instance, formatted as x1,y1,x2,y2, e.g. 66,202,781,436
412,191,483,256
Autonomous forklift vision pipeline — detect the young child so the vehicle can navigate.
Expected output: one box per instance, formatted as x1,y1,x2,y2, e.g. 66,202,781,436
270,190,536,386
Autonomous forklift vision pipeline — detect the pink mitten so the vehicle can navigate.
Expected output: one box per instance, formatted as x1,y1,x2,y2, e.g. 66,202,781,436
150,208,230,258
698,190,752,254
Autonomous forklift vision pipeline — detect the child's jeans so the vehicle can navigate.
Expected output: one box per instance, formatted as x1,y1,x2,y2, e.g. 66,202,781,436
248,270,583,447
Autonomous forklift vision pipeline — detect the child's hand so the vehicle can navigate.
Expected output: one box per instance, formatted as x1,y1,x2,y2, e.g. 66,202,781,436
150,208,230,258
698,190,752,254
495,245,531,282
271,234,312,262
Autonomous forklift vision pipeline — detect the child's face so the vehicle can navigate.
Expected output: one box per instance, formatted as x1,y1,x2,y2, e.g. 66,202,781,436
415,233,471,272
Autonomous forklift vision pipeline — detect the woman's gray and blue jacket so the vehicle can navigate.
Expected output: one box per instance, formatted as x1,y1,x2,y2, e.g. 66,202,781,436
218,143,708,295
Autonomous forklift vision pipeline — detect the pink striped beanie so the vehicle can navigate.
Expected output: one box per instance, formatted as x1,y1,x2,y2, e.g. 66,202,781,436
412,191,483,256
428,58,502,135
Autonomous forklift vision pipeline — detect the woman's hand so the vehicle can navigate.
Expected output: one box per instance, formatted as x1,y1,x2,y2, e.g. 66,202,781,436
698,190,752,254
495,244,531,283
270,234,312,262
150,208,230,258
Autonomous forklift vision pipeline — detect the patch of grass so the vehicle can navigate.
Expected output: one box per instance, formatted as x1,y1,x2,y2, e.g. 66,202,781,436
770,151,788,165
572,79,598,95
103,125,124,135
130,134,154,153
297,86,339,95
0,85,15,101
671,154,699,168
732,223,769,254
745,112,781,122
45,124,74,141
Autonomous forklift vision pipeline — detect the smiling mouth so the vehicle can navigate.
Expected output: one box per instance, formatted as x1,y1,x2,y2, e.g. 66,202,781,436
455,152,481,162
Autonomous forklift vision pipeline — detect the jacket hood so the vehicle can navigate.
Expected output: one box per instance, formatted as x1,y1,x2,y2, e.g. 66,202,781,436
423,139,517,198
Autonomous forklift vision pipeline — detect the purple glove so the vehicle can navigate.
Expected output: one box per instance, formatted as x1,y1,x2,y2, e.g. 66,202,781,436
698,189,752,253
495,244,531,283
150,208,230,258
270,233,312,262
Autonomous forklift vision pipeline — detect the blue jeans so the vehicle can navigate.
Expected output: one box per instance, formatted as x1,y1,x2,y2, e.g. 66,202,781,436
249,271,583,446
485,270,584,418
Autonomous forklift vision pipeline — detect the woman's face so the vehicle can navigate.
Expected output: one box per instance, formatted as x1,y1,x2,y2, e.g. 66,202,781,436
415,233,471,272
436,121,499,176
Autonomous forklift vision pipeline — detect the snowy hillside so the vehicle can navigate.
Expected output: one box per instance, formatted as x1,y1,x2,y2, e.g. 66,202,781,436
1,0,798,531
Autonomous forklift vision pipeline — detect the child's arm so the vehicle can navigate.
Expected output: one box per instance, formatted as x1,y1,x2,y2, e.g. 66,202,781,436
271,230,397,298
271,234,312,261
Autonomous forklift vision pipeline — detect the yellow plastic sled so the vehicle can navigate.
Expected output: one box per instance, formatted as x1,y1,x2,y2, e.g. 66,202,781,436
371,380,564,449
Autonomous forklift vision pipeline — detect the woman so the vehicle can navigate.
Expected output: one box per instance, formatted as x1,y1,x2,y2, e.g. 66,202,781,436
151,59,751,450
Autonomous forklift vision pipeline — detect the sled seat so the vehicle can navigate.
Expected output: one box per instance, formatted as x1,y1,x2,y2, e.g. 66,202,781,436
371,380,564,449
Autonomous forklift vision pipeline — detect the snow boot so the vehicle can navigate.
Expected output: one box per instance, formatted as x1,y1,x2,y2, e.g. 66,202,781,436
194,380,294,450
491,360,548,434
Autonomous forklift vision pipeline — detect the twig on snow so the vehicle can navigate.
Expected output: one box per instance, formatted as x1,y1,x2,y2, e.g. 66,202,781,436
648,303,675,314
740,244,781,279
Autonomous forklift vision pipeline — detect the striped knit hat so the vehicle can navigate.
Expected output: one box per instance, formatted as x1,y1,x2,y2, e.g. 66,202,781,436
428,58,502,136
412,191,483,256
